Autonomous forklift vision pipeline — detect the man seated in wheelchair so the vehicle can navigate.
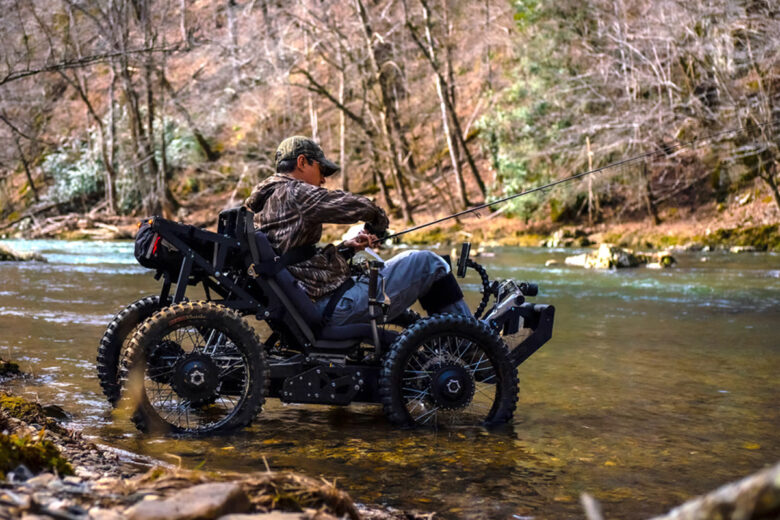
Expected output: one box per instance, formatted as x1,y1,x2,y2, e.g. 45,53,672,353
244,136,471,325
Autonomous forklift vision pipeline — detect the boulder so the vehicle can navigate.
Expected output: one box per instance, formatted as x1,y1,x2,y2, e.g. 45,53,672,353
729,245,757,253
0,244,46,262
542,228,591,248
637,251,676,269
565,243,641,269
125,482,250,520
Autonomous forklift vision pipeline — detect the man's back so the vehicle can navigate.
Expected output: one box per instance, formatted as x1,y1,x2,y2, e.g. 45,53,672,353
245,173,387,299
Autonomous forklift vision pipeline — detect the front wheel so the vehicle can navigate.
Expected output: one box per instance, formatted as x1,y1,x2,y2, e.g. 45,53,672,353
379,314,518,428
119,301,268,435
97,296,169,406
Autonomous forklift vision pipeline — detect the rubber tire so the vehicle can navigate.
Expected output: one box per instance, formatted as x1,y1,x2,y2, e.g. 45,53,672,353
379,313,519,428
97,296,169,406
119,301,268,436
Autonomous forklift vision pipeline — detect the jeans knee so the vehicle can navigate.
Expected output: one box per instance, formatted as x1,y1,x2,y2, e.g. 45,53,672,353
412,250,450,277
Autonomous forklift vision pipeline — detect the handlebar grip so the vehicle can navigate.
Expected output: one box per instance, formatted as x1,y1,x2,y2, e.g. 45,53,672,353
520,282,538,297
456,242,471,278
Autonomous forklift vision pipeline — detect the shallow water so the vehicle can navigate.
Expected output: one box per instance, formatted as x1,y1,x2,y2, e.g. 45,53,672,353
1,239,778,519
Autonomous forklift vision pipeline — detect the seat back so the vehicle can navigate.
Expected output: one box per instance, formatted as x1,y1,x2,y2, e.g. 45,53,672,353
251,231,323,328
227,206,389,348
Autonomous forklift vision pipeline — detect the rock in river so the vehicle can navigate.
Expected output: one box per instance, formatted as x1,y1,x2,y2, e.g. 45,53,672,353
0,244,46,262
565,244,675,269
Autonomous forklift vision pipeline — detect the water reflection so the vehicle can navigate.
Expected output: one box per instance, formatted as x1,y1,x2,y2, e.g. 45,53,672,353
1,240,778,519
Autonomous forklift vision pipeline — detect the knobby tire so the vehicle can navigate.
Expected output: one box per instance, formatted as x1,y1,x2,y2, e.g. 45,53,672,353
119,301,268,436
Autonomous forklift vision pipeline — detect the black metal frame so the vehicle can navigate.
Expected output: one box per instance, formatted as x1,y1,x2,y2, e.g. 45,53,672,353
138,211,555,407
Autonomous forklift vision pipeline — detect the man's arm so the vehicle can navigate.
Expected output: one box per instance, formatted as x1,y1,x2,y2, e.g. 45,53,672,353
294,183,389,232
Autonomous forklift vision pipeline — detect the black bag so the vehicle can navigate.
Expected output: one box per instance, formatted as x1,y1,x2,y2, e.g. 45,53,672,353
134,220,183,273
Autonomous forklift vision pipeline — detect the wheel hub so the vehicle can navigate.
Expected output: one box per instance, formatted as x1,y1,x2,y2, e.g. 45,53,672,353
171,353,220,403
430,365,475,410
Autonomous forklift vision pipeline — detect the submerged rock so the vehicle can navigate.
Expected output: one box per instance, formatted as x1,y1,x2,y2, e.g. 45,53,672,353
0,244,46,262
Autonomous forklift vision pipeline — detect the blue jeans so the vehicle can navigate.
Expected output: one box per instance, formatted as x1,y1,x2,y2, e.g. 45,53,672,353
315,250,471,326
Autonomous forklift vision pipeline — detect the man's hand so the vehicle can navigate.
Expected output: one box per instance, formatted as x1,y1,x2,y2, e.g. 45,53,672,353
344,229,379,251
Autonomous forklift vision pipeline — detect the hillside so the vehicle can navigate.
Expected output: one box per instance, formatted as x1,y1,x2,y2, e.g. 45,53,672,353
0,0,777,247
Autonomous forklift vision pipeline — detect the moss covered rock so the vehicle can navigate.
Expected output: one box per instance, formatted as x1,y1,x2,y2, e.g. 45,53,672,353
0,433,73,479
701,224,780,252
0,393,67,434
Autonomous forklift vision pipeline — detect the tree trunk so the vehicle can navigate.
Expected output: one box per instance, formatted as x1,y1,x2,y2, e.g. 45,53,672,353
436,76,468,207
354,0,414,223
408,0,486,202
13,134,39,203
107,64,117,214
641,162,661,225
368,139,395,210
437,0,486,199
339,52,348,192
179,0,188,44
227,0,241,86
758,159,780,213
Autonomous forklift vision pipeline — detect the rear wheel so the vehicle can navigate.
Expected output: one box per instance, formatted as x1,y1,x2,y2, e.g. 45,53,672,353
97,296,169,406
379,314,518,428
119,301,267,435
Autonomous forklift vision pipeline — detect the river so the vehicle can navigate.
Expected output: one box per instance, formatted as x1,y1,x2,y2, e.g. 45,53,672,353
1,239,778,519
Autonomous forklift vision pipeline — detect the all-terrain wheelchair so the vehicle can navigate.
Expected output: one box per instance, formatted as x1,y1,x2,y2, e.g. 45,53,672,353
97,207,555,435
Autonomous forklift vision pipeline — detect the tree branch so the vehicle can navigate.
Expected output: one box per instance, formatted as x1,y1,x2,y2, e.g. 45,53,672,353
0,42,189,86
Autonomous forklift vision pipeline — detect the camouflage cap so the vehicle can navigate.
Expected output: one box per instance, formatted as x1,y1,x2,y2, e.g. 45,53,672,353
275,136,340,177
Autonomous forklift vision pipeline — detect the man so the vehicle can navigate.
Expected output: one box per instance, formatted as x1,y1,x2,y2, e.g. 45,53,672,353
245,136,470,326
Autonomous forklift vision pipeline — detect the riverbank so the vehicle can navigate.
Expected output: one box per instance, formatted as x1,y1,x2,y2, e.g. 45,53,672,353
0,369,417,520
2,189,778,253
3,366,780,520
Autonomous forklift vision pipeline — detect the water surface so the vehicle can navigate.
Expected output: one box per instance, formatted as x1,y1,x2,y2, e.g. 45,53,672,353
1,239,778,519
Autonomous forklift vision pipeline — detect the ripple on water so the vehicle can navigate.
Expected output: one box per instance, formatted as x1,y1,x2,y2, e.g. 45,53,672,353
12,262,144,275
0,307,112,326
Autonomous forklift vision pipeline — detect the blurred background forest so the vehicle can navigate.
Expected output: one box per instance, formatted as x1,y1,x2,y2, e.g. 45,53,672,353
0,0,777,241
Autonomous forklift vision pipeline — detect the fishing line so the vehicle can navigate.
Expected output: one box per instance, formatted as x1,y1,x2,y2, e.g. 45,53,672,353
383,120,778,241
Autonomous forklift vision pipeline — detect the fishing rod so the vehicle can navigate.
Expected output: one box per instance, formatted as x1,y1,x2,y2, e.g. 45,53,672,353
382,120,778,241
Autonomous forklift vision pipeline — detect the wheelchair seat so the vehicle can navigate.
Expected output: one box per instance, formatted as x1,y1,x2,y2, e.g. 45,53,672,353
230,207,397,350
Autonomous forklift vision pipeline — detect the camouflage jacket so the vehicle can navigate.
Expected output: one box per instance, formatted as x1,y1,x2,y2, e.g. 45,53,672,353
244,174,389,299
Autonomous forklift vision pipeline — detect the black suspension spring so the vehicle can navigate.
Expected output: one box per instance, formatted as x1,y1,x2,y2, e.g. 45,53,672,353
466,259,494,319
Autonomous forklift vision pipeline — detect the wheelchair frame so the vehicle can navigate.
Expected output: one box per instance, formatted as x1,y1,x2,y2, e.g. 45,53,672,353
135,207,555,407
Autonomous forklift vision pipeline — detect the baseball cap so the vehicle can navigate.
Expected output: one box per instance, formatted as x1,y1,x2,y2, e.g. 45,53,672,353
275,136,340,177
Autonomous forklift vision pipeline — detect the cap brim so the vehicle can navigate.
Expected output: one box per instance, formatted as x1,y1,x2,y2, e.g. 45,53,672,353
319,157,340,177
